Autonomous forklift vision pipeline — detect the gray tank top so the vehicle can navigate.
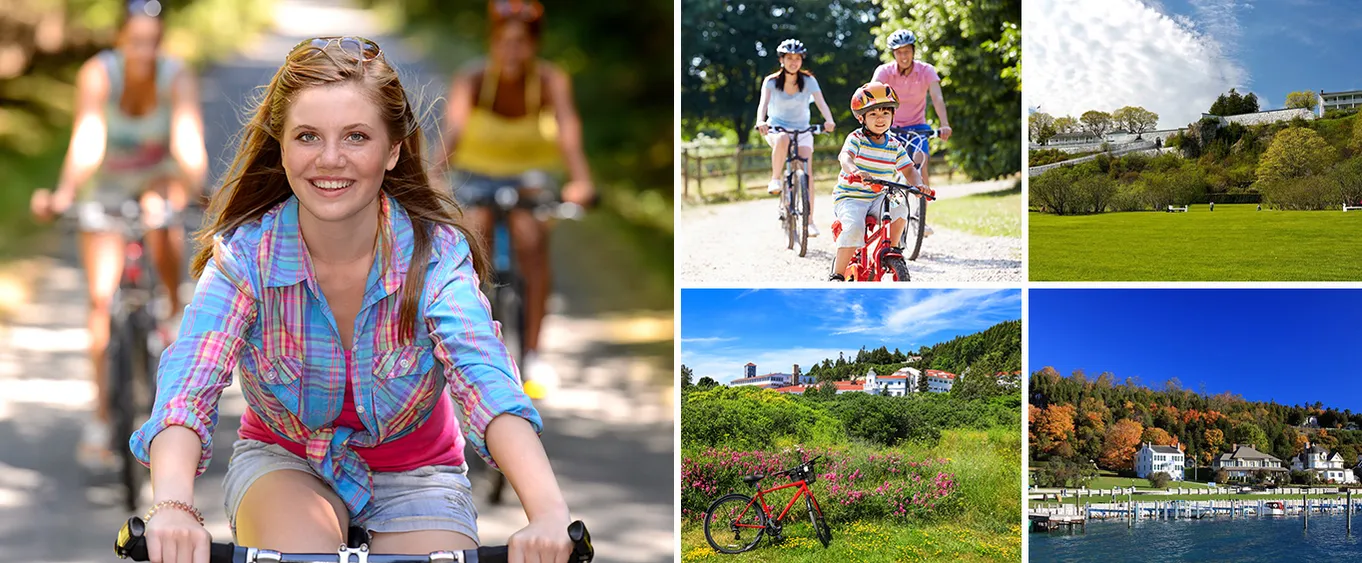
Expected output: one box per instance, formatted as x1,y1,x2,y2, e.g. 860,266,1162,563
95,49,180,176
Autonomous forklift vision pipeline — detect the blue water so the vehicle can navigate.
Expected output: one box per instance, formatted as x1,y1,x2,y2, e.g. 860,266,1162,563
1032,514,1362,562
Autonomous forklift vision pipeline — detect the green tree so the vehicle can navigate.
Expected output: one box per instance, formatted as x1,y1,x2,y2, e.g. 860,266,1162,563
1233,422,1269,452
1210,88,1259,116
1285,91,1320,111
696,376,720,389
917,371,930,393
1111,106,1159,138
1256,127,1338,184
1053,115,1078,135
1029,111,1057,144
681,0,878,145
1350,115,1362,154
681,364,693,389
1080,110,1113,140
874,0,1021,180
1148,471,1171,489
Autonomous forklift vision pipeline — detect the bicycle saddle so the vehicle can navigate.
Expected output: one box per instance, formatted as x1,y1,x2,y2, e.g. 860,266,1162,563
742,474,765,485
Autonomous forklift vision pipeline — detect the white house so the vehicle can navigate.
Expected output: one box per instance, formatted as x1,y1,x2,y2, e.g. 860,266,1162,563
1213,444,1288,481
925,370,957,393
864,368,913,396
1290,442,1357,484
1135,443,1186,481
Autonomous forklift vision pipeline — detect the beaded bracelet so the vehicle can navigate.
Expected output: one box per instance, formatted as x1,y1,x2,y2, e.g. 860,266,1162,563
145,500,205,525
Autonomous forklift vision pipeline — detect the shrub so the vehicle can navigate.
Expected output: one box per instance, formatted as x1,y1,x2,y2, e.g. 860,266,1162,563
1148,471,1171,489
681,386,844,450
1256,127,1339,185
1034,458,1097,488
1215,469,1230,484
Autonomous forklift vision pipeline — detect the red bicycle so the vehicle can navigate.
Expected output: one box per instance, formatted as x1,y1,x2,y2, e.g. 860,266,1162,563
830,179,936,281
702,455,830,553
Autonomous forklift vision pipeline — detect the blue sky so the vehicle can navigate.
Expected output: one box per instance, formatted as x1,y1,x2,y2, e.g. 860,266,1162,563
1031,289,1362,411
1026,0,1362,128
682,289,1021,385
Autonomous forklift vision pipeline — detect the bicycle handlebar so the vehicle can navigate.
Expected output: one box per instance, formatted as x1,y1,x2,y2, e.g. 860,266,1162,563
890,127,939,140
115,517,594,563
769,125,825,135
860,178,937,201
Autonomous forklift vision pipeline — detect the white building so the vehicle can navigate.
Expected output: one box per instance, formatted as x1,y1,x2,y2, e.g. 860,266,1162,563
1135,443,1186,481
924,370,957,393
1213,444,1288,482
1290,442,1357,484
730,373,794,388
1321,89,1362,113
864,368,914,396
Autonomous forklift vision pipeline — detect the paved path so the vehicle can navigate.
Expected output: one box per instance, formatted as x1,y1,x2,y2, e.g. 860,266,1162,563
0,2,674,562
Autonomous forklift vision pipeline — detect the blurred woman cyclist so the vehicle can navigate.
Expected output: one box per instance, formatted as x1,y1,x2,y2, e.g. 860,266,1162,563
130,35,575,563
28,0,208,468
436,0,595,396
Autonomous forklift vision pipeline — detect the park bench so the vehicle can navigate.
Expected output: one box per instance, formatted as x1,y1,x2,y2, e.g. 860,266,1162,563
1167,205,1189,213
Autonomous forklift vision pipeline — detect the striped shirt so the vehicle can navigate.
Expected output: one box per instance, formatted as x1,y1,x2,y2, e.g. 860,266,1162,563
130,195,539,517
834,128,913,201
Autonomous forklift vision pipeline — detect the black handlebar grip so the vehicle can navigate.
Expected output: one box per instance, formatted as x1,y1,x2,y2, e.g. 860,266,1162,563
473,545,510,562
116,517,241,563
568,520,594,561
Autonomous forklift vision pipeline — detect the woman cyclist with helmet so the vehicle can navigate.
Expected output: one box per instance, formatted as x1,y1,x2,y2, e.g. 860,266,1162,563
754,38,836,238
871,29,952,237
130,35,575,563
830,82,926,281
435,0,594,396
28,0,208,468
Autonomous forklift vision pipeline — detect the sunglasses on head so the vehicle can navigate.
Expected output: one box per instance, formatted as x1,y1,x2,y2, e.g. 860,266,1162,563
291,36,383,62
492,0,543,21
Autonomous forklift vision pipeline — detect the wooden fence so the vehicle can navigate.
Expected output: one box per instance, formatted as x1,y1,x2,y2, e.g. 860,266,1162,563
681,144,953,200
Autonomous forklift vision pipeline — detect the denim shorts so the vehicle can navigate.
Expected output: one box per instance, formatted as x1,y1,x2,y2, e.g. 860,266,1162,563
449,169,559,208
222,439,479,542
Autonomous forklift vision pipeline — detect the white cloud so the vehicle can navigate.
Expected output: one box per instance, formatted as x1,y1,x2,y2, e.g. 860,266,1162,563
681,336,738,344
818,289,1019,338
1026,0,1253,128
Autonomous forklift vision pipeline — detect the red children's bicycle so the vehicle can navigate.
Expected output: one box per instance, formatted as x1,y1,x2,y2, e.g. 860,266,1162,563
702,455,831,553
830,178,936,281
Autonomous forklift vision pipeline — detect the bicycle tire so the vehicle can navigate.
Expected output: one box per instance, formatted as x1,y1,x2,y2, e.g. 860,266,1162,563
806,495,832,548
908,193,927,261
703,493,766,554
107,314,142,512
884,255,911,282
797,171,810,258
783,175,796,251
484,277,523,506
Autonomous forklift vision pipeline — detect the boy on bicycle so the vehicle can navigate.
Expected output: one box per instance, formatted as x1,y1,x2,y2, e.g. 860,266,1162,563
830,82,928,281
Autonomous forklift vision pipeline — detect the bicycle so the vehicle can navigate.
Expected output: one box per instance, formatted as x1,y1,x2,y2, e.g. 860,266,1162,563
472,180,586,506
702,455,830,553
829,178,935,282
888,127,940,261
65,199,174,512
114,515,595,563
768,124,823,258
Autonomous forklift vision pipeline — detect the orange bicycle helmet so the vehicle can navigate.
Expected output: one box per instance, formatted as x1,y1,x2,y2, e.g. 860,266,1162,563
850,82,899,118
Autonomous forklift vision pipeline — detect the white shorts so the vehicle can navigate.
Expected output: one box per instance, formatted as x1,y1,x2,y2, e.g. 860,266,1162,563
765,130,814,149
834,192,909,248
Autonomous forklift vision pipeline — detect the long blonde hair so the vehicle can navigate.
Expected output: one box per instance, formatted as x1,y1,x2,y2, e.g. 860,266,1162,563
193,37,489,343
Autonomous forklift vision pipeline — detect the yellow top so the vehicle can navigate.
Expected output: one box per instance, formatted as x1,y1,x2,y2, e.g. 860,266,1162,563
449,61,562,177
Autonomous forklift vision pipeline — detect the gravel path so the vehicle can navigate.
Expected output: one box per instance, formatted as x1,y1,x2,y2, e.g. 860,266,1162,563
680,179,1023,283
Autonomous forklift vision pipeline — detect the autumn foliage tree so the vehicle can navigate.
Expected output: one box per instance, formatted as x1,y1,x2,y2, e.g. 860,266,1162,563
1142,427,1173,446
1101,419,1144,471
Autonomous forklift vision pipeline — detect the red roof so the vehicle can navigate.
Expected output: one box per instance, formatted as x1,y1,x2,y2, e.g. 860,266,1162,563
925,370,957,380
834,381,863,391
745,362,756,366
774,385,810,394
879,375,909,380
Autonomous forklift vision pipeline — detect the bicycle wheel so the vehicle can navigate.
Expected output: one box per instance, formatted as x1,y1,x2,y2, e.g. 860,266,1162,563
908,193,928,261
884,255,911,282
704,493,766,554
484,277,523,505
797,171,810,257
783,175,796,250
107,314,142,512
806,495,832,548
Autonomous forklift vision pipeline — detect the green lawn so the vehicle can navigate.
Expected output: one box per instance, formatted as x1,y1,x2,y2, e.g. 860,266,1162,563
1029,204,1362,280
1081,475,1214,490
680,520,1020,563
931,186,1022,238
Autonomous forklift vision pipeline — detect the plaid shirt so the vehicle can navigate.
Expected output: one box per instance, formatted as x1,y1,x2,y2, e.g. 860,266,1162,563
130,195,539,516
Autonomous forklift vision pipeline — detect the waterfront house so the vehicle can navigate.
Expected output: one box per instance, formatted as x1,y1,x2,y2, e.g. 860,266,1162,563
1213,444,1288,481
1135,443,1186,481
1290,442,1358,484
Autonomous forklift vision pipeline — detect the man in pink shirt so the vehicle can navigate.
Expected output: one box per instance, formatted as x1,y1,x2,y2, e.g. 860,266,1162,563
871,30,953,188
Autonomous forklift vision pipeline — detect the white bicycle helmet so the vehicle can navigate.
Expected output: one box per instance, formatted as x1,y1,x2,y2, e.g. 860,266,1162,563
776,38,807,56
887,30,917,50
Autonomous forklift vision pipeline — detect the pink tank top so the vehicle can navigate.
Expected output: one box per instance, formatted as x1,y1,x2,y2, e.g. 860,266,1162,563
239,351,465,471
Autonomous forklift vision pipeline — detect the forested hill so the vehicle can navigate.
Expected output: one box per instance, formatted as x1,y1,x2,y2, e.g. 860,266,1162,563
805,320,1022,384
1030,367,1362,472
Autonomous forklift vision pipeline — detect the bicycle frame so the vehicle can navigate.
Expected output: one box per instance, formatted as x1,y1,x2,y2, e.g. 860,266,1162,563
733,478,815,530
